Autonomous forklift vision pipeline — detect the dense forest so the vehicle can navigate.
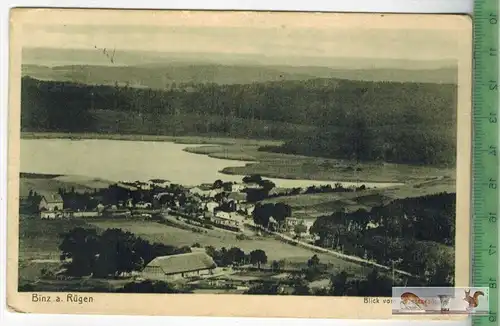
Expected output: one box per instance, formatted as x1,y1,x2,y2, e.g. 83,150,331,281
311,192,456,286
21,76,457,165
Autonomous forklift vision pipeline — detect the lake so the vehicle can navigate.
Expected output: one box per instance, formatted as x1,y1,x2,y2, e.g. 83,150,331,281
20,139,399,188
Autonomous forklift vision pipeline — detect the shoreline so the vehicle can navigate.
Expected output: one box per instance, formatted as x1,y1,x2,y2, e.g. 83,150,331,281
20,131,283,147
21,132,454,185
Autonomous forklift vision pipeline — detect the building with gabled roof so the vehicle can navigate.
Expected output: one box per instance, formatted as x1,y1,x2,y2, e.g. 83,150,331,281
141,252,217,281
38,192,64,212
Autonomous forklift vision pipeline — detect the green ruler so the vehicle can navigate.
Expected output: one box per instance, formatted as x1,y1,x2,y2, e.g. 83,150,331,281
473,0,499,325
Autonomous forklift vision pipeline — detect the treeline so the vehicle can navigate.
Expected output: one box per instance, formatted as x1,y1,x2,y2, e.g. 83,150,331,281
21,76,457,164
204,245,268,269
311,192,456,285
58,227,191,277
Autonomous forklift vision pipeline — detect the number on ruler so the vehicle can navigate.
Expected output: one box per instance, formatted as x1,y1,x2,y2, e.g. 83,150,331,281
489,313,497,323
489,112,497,123
489,244,497,255
489,212,497,223
489,145,497,156
490,277,497,289
490,13,498,25
489,80,498,91
488,178,497,189
491,48,498,56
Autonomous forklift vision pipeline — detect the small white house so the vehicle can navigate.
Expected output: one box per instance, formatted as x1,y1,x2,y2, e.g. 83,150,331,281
40,210,63,219
38,193,64,212
136,202,152,209
148,179,171,188
134,181,151,190
230,184,245,192
204,201,219,213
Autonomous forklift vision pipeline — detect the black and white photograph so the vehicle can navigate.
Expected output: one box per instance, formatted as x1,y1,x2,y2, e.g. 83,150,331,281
7,9,472,318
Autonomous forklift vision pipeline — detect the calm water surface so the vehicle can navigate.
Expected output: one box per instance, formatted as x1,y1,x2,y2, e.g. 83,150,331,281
20,139,399,188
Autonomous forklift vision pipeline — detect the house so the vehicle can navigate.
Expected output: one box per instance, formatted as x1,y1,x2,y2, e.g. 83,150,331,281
148,179,171,188
240,203,255,216
230,183,245,192
141,252,217,281
116,182,138,191
125,199,134,208
96,203,105,212
302,220,315,232
38,193,64,212
40,210,63,219
244,182,262,189
203,201,219,213
366,221,380,229
285,217,300,228
211,215,243,231
135,202,152,209
189,186,212,197
134,181,151,190
227,192,246,204
208,188,224,198
211,211,245,231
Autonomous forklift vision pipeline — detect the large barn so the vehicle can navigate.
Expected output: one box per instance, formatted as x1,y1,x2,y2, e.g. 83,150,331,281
141,252,217,281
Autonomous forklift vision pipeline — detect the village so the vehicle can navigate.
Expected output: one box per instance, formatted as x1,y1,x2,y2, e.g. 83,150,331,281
31,175,320,239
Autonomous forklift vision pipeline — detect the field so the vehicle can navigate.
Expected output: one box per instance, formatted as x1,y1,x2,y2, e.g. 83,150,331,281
86,219,367,275
19,173,116,197
18,214,370,283
261,176,455,218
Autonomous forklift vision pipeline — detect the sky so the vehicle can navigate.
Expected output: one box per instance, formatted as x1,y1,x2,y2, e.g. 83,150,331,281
17,11,468,68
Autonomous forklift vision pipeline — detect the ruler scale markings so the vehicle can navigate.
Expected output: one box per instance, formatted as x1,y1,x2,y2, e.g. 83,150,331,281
473,0,499,325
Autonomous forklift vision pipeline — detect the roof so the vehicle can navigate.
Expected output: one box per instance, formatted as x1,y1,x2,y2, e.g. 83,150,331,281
144,252,217,275
40,193,63,203
199,184,213,191
149,179,170,183
228,192,246,201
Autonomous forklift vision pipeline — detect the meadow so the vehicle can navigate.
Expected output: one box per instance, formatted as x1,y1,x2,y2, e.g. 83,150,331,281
261,176,455,218
86,219,367,274
17,214,370,284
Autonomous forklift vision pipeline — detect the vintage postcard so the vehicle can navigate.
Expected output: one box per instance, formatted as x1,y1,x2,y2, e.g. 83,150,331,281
7,9,472,319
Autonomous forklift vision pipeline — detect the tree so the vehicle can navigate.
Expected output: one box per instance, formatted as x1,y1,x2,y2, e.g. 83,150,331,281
294,223,308,236
330,271,349,296
213,180,224,189
259,179,276,191
249,249,268,269
307,254,320,268
227,247,246,265
118,280,183,293
93,229,145,277
205,245,217,258
292,278,311,296
273,203,292,223
271,260,280,272
59,227,100,277
243,174,262,184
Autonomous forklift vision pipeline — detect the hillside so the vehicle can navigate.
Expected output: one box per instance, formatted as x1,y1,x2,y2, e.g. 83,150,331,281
21,76,457,165
21,63,457,86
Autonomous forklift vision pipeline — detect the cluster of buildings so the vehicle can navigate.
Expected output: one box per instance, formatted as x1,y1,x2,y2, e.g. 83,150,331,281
33,178,317,238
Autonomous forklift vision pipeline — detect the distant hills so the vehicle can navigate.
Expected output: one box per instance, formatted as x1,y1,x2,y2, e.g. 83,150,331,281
21,47,458,86
22,64,458,87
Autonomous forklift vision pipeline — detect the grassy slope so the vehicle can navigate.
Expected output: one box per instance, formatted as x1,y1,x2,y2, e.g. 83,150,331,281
86,219,367,275
261,177,455,219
